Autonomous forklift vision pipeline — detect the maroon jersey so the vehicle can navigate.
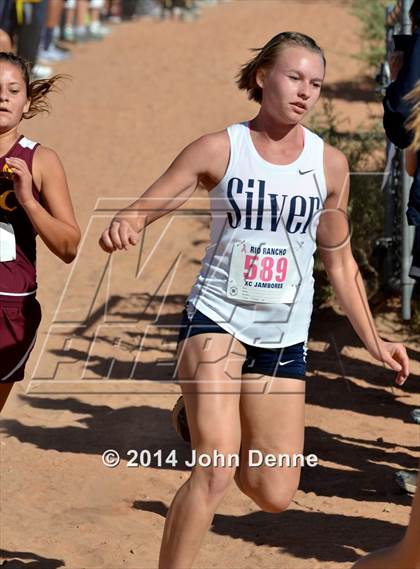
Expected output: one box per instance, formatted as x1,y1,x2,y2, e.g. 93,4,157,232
0,135,40,294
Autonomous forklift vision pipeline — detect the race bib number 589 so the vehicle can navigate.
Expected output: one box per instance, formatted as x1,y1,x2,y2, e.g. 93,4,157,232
227,241,300,304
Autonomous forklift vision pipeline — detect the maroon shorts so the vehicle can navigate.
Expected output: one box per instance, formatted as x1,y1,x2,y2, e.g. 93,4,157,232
0,295,42,383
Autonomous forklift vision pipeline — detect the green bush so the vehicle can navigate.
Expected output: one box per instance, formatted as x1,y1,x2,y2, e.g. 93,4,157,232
309,99,385,305
352,0,389,70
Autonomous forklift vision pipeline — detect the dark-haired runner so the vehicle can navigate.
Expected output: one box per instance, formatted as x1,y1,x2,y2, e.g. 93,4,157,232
0,52,80,412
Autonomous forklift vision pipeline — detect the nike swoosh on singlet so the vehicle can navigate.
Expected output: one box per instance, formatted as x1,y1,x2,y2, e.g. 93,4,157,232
298,169,315,175
278,359,295,366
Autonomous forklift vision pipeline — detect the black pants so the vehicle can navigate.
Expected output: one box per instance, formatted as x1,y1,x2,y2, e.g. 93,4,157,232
16,0,48,65
0,0,14,33
0,0,48,66
410,226,420,281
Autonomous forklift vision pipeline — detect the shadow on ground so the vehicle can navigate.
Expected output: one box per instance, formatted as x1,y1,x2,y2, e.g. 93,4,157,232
0,549,64,568
1,397,416,505
133,500,405,565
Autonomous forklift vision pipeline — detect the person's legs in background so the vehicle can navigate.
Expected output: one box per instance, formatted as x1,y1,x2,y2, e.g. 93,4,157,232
64,0,117,43
0,0,14,51
160,0,199,21
135,0,161,19
120,0,139,20
88,0,108,39
15,0,52,79
63,0,77,42
74,0,89,41
0,30,12,51
16,0,47,62
104,0,122,23
161,0,174,19
38,0,70,62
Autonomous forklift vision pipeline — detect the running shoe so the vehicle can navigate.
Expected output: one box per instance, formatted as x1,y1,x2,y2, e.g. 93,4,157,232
107,16,122,24
63,25,75,43
181,8,199,21
31,64,53,80
74,28,93,43
136,0,161,18
411,408,420,424
161,7,171,20
172,396,191,443
38,45,71,63
88,22,110,39
395,470,417,494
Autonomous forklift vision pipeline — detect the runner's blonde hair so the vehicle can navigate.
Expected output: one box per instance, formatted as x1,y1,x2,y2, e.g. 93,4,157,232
236,31,326,104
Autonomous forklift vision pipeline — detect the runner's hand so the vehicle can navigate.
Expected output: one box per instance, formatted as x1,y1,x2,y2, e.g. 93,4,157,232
99,217,139,253
368,339,409,386
5,157,36,208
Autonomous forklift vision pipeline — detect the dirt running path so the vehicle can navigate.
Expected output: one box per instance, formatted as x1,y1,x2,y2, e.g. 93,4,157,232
1,1,419,568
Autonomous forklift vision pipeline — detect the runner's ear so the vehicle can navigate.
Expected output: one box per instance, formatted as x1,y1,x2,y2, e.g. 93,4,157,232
23,98,31,115
256,68,265,89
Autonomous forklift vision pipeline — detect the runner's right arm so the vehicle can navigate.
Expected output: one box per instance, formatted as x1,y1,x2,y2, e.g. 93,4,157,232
99,131,228,253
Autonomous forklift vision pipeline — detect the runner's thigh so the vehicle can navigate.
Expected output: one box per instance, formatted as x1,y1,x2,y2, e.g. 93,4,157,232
176,333,246,451
238,376,306,494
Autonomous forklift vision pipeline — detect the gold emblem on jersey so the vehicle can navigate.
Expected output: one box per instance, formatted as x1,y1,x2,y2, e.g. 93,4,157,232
2,163,14,178
0,163,17,213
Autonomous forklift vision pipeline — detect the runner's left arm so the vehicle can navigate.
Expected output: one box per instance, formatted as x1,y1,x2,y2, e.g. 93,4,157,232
317,144,409,385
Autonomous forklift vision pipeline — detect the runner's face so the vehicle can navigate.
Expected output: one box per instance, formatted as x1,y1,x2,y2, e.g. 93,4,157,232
257,46,324,124
0,63,30,133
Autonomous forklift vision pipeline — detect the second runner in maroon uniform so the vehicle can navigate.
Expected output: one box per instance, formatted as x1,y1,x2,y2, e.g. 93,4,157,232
0,52,81,412
1,135,41,293
1,135,42,385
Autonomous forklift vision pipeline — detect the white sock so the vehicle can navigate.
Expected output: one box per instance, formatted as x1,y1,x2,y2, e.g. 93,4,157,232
89,20,101,33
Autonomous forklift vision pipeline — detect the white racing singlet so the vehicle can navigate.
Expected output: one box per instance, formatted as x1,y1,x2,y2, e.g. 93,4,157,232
186,122,328,348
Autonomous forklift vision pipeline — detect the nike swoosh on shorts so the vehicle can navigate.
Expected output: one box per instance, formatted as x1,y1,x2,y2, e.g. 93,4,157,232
278,359,295,366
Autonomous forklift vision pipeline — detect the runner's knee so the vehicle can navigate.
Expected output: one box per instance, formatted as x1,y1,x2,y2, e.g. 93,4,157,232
190,463,236,498
251,486,296,513
239,475,298,513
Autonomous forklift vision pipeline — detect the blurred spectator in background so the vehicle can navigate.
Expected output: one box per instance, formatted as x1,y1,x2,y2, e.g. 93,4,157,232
0,30,12,52
0,0,227,80
38,0,70,63
0,0,14,52
352,10,420,561
382,0,420,501
63,0,109,42
383,0,420,283
104,0,122,22
11,0,51,80
159,0,229,21
161,0,197,21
